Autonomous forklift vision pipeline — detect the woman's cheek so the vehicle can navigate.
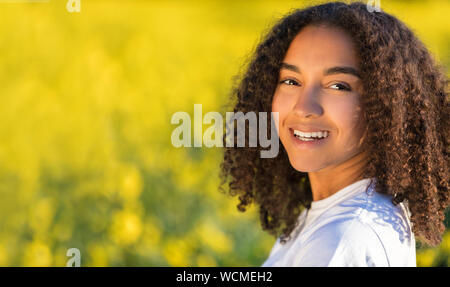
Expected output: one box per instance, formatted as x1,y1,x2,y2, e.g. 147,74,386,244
272,92,290,143
272,92,286,120
326,97,363,150
272,89,295,113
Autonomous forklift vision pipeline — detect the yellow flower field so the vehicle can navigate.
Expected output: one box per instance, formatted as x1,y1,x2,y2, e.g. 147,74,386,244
0,0,448,266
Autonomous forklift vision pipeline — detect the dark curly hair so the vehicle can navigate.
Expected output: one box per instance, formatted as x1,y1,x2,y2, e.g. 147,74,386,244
220,1,449,247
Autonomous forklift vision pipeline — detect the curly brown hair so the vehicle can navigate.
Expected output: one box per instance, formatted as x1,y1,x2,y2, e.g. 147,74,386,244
220,1,449,247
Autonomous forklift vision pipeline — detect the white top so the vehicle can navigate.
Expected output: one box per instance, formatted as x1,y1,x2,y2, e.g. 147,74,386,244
261,178,416,267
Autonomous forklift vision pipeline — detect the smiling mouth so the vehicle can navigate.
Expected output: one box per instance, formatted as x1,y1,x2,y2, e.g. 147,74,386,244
290,128,330,141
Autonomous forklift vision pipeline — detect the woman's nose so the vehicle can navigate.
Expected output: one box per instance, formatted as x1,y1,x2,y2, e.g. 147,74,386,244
292,85,324,118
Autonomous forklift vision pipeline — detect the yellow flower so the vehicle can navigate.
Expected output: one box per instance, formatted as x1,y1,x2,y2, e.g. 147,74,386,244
439,231,450,254
29,198,55,235
173,160,202,191
163,238,192,267
196,253,217,267
196,221,233,254
135,217,162,257
52,223,73,242
109,210,143,246
87,243,109,267
52,248,74,267
143,219,161,246
23,241,52,267
119,165,143,202
416,248,436,267
0,243,8,266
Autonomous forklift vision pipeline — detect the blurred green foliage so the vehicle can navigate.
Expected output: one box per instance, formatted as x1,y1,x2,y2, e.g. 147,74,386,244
0,0,448,266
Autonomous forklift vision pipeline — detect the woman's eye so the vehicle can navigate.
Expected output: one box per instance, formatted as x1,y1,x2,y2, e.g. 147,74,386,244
280,79,299,86
329,83,351,91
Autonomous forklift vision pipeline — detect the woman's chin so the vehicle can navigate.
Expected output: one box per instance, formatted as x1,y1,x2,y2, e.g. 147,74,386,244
288,157,325,173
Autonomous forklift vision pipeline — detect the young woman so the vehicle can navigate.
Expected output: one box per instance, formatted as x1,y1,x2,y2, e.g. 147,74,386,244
220,2,449,266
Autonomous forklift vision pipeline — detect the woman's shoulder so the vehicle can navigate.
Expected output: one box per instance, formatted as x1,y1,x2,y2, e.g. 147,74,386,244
337,189,416,266
298,190,416,266
325,188,414,244
355,190,414,244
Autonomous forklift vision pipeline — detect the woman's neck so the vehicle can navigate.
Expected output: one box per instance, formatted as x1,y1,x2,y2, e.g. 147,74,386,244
308,150,369,201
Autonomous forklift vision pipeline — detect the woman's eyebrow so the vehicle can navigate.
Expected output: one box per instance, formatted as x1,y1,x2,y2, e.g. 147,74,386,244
280,62,300,73
280,62,360,78
324,66,360,78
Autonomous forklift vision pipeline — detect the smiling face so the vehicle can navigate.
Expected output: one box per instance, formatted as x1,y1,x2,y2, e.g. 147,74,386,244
272,24,367,172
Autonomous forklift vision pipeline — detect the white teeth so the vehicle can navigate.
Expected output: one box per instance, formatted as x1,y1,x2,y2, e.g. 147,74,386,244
293,129,329,140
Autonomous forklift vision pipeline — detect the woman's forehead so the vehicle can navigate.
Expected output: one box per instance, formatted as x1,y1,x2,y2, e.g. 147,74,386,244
283,25,360,69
